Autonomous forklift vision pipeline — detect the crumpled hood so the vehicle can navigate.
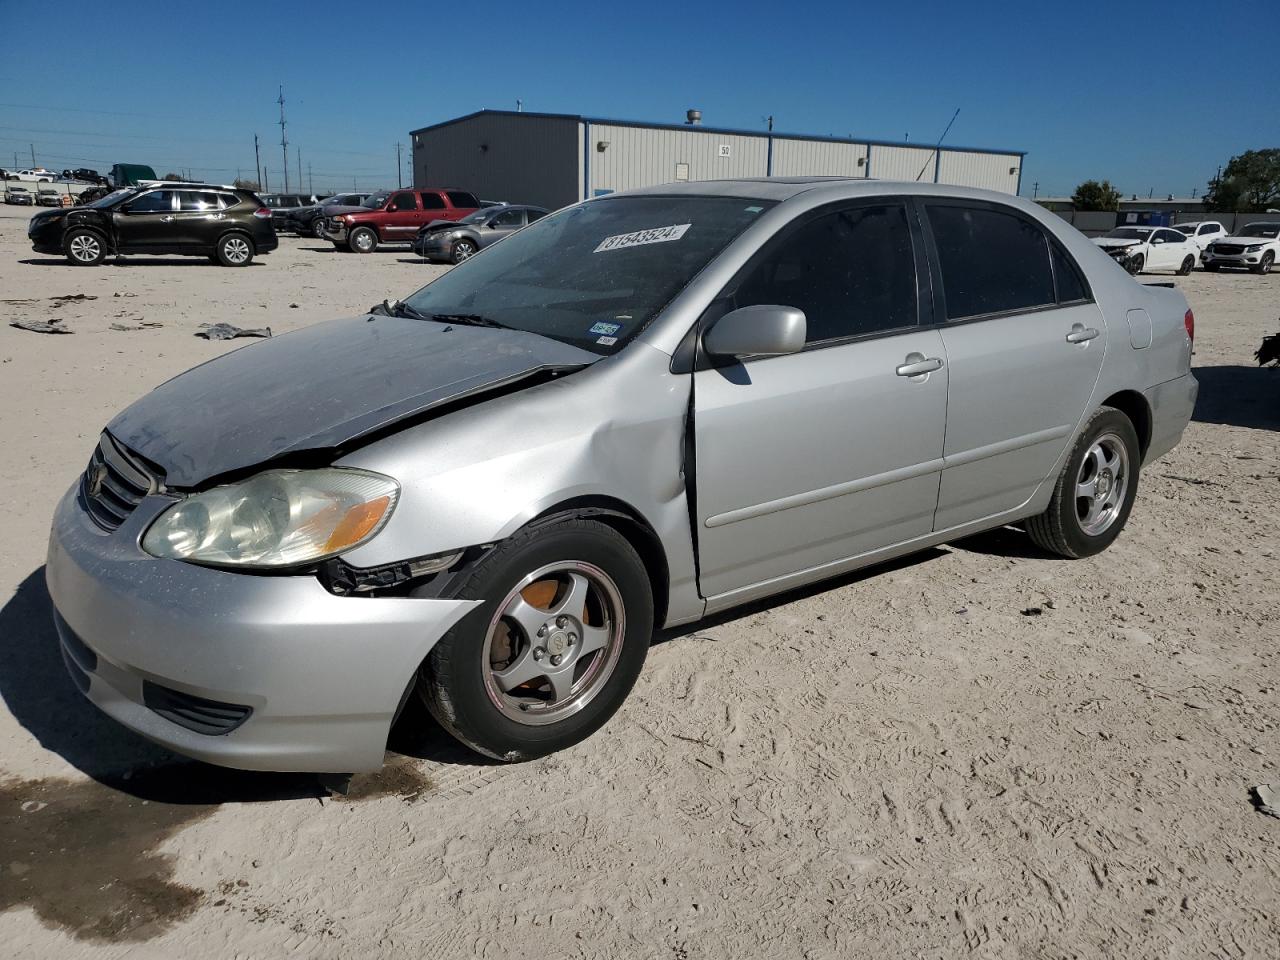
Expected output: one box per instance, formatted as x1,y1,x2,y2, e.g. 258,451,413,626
107,314,600,488
1093,237,1144,250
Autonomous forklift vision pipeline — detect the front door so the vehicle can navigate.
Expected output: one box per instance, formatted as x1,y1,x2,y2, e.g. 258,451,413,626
693,200,948,602
920,200,1107,529
381,190,422,241
112,189,175,251
481,207,525,247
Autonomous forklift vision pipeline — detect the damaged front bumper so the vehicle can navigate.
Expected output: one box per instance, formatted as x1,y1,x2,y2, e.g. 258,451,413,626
45,484,479,772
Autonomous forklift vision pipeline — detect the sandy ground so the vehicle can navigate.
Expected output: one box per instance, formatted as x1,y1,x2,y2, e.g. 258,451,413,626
0,208,1276,959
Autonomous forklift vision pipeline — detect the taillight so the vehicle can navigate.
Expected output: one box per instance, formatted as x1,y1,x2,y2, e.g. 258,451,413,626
253,207,271,219
1184,308,1195,341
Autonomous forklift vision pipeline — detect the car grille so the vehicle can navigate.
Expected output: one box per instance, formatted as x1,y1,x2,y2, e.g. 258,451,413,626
79,433,160,532
1214,245,1244,255
142,681,252,736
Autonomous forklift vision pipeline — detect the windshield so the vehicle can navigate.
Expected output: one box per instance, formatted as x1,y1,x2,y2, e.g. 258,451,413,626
403,195,775,356
1104,228,1152,240
460,209,490,224
1172,224,1195,234
1236,223,1280,239
86,188,133,209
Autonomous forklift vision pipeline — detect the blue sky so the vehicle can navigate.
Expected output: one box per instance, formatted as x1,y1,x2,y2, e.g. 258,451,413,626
0,0,1272,198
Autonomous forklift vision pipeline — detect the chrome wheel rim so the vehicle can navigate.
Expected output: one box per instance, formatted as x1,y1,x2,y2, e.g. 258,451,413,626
313,219,327,238
69,234,99,262
481,561,626,726
224,237,250,263
354,231,373,251
455,241,475,261
1076,433,1129,537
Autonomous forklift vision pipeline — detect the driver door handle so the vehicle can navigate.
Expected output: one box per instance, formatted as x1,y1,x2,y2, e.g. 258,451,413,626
1066,324,1100,344
895,354,944,377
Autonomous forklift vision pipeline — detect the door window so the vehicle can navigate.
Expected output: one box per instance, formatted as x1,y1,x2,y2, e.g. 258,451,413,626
420,192,446,210
176,191,222,211
926,204,1055,320
527,209,547,223
491,208,524,227
1050,244,1090,303
732,203,918,344
446,191,478,208
127,190,174,213
388,192,418,212
1198,223,1218,235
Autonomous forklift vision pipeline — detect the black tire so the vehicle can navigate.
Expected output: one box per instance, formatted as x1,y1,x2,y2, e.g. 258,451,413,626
348,227,378,253
1203,262,1219,272
63,228,106,266
215,232,254,267
1127,253,1145,275
417,516,653,761
1177,255,1194,276
451,238,478,264
1253,251,1274,275
312,219,328,239
1026,406,1141,559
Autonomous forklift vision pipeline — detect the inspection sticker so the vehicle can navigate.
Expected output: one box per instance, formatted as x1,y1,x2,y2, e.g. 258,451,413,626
590,321,622,336
594,223,691,253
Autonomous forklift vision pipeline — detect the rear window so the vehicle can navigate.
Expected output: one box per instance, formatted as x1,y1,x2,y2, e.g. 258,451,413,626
446,191,479,208
926,204,1055,319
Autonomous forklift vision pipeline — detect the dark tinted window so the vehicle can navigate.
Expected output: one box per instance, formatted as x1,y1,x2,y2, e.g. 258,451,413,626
127,190,173,213
492,208,524,227
1198,223,1218,235
219,193,241,208
734,203,917,344
527,208,547,223
176,191,221,211
446,191,478,208
1051,244,1088,303
420,192,446,210
927,205,1054,319
388,192,417,212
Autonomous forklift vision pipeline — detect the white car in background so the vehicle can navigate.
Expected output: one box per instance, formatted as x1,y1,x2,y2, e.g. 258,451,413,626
1093,226,1198,276
1172,220,1226,260
14,168,55,182
1202,222,1280,274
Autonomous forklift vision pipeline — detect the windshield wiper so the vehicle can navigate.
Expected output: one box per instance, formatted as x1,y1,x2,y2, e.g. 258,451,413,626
369,299,435,322
430,313,511,329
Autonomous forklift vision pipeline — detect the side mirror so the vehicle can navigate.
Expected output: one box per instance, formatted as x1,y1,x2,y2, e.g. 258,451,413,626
704,305,806,359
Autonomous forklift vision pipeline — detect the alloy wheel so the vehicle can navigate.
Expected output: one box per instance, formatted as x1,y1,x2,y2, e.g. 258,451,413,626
69,234,100,262
1076,433,1129,537
454,240,476,262
223,237,250,264
481,562,626,726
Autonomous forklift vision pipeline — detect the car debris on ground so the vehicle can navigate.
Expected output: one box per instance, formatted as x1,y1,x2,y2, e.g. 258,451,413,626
1254,784,1279,819
195,322,272,340
9,318,72,334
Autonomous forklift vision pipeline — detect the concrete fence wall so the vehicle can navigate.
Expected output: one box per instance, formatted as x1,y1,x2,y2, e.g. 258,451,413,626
1052,209,1277,237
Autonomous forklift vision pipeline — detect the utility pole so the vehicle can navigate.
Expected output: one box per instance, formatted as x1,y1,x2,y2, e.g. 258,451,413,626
297,148,302,195
277,85,289,192
308,162,313,195
516,99,522,112
396,142,403,188
263,166,269,192
254,134,262,189
1032,181,1039,199
30,143,36,166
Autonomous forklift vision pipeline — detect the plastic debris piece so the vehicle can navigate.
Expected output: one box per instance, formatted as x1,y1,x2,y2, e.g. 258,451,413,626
49,293,97,302
110,321,163,332
10,319,72,334
1254,784,1279,819
196,323,271,340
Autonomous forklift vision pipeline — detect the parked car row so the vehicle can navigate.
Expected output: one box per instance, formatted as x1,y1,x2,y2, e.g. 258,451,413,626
1092,220,1276,275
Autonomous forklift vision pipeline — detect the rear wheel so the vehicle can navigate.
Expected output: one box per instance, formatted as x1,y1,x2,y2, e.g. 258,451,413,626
1253,251,1274,275
1177,255,1194,276
417,517,653,761
348,227,378,253
64,228,105,266
215,233,254,266
1026,407,1140,558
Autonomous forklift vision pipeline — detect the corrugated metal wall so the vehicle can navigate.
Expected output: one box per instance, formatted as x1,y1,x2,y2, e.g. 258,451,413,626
412,114,580,210
938,151,1021,193
771,138,869,178
868,144,941,182
586,124,768,196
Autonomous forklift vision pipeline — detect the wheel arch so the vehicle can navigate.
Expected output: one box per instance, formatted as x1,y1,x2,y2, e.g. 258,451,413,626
64,223,112,251
1100,389,1152,458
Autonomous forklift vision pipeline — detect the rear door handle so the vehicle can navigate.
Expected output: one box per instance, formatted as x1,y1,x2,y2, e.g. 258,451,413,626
1066,324,1100,344
896,353,944,377
160,215,175,223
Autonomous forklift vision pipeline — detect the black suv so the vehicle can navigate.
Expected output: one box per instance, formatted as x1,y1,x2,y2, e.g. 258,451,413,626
28,183,278,266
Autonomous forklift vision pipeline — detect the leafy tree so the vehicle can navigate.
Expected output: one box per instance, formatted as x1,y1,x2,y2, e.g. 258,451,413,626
1071,180,1122,212
161,172,184,181
1205,149,1280,212
233,177,260,191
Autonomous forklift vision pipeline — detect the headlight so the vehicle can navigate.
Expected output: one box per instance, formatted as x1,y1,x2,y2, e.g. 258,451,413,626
143,468,399,568
1245,244,1263,253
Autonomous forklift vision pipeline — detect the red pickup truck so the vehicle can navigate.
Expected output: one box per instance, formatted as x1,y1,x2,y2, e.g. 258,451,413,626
323,188,480,253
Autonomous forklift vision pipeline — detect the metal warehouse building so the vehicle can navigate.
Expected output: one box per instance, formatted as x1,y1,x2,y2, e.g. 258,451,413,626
411,109,1025,210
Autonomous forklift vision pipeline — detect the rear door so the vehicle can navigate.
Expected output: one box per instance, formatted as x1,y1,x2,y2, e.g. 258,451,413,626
381,190,421,240
170,190,228,249
693,199,948,601
921,200,1105,529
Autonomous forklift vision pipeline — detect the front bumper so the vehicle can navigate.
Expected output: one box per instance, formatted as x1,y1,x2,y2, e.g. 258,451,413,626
45,484,478,772
1203,250,1266,267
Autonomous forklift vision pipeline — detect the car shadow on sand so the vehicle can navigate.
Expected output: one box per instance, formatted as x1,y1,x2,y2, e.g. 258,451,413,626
1191,364,1279,431
21,257,261,268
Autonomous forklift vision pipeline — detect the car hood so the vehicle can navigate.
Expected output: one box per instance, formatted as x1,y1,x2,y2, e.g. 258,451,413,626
1093,237,1144,249
1222,236,1278,245
107,315,601,488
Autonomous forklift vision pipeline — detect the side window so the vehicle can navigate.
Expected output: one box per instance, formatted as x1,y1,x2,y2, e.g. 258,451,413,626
733,203,918,344
176,191,221,211
527,209,547,223
127,190,173,213
1198,223,1217,235
388,192,417,212
492,208,523,227
1050,243,1089,303
446,191,478,208
219,193,241,209
1158,229,1183,244
926,204,1054,319
420,192,446,210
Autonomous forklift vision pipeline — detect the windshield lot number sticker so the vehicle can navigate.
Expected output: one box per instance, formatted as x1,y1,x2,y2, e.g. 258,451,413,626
596,336,618,346
595,223,692,253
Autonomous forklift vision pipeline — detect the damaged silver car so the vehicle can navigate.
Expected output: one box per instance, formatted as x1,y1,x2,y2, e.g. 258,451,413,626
47,179,1198,771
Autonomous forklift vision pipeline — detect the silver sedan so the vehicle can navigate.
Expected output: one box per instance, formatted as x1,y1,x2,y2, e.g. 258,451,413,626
47,178,1197,771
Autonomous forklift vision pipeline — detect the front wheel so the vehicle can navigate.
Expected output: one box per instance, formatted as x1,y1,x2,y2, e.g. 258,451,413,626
215,233,254,266
1177,255,1194,276
417,517,653,761
1126,253,1145,275
451,238,478,264
312,219,328,239
348,227,378,253
64,228,105,266
1253,252,1274,275
1026,407,1141,558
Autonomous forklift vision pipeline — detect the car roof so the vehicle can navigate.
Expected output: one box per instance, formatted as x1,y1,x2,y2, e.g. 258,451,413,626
611,177,1033,208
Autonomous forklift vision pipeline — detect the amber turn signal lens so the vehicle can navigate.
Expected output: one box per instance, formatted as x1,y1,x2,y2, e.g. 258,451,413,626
325,495,392,552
